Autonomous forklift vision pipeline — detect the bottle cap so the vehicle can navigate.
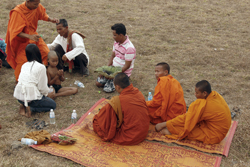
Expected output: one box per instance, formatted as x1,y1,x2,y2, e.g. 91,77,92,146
73,110,76,113
34,141,37,145
50,109,53,112
149,92,152,94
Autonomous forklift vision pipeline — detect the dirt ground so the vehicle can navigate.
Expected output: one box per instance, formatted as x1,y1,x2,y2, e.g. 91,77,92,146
0,0,250,166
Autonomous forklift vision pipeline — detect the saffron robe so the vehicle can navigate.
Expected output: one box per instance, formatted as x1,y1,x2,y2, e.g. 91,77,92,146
146,75,186,124
6,2,50,81
93,84,150,145
166,91,231,144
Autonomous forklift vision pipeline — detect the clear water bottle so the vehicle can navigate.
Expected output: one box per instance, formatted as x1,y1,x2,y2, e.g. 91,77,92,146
21,138,37,145
148,92,153,101
48,85,54,93
50,109,55,124
71,110,77,124
74,80,84,88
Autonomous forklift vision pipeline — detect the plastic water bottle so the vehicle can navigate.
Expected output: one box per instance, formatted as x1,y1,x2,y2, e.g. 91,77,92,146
21,138,37,145
148,92,153,101
74,80,85,88
71,110,77,124
48,85,54,93
50,109,55,124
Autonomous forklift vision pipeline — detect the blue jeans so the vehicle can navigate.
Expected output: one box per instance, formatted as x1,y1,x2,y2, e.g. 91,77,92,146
18,96,56,113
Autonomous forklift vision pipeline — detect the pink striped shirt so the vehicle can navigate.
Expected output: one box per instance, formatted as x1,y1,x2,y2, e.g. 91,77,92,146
112,36,136,77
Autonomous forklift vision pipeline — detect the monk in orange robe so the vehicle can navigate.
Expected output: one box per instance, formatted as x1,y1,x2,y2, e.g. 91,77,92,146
146,62,186,124
155,80,232,144
93,73,150,145
5,0,58,81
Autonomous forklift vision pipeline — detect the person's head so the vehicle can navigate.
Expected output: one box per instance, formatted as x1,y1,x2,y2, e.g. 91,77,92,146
155,62,170,80
111,23,126,43
195,80,212,99
114,73,130,93
56,19,68,38
26,0,40,10
25,44,42,63
48,51,59,67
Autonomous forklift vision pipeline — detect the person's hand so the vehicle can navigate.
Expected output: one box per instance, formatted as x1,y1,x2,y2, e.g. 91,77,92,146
57,69,63,76
29,34,40,42
62,55,68,62
49,18,59,23
47,91,56,99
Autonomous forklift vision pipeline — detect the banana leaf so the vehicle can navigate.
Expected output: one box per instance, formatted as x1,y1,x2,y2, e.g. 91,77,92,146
94,66,122,79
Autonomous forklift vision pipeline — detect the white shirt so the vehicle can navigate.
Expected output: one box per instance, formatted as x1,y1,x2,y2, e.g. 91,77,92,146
47,33,89,63
14,61,49,106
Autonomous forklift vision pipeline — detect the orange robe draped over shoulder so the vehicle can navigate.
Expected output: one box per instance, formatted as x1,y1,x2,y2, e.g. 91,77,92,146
166,91,232,144
146,75,186,124
5,2,50,81
93,84,150,145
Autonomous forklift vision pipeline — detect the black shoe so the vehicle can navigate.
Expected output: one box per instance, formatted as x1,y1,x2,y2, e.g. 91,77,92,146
82,68,89,76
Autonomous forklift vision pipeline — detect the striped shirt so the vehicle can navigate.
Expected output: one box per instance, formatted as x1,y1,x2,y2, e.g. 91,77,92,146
112,36,136,77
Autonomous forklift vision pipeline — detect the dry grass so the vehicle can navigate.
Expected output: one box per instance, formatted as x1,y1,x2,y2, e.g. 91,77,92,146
0,0,250,166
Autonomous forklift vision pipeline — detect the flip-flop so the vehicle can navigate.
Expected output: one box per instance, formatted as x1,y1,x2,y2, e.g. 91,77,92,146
26,119,39,128
35,120,45,130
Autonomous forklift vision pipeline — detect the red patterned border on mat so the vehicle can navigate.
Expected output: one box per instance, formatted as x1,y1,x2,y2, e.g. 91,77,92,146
214,157,222,167
75,98,106,125
223,121,238,157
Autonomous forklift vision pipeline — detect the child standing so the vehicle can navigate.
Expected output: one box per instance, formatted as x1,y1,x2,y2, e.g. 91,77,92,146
47,51,78,97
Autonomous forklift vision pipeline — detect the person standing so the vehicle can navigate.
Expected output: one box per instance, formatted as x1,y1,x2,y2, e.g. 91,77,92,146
5,0,58,81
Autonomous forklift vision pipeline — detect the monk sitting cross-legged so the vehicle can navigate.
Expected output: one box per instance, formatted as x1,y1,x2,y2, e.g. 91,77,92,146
155,80,232,144
146,62,186,124
93,73,150,145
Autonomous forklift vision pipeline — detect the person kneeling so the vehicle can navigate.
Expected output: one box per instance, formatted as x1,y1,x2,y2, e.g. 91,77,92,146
14,44,56,118
93,73,150,145
155,80,231,144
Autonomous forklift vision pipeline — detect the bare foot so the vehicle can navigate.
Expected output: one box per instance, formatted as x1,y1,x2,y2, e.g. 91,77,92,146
155,122,167,132
25,106,32,118
19,104,26,116
160,127,171,135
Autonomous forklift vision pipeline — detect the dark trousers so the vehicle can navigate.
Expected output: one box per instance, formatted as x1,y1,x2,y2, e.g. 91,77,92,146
18,96,56,113
54,44,88,75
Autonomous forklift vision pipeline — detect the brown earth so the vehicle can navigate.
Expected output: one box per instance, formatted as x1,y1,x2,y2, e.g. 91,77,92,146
0,0,250,166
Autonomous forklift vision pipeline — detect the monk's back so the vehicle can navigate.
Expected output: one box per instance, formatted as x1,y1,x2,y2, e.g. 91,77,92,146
112,85,150,145
201,91,231,139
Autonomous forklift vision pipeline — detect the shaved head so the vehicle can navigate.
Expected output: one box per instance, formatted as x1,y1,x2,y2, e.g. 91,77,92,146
48,51,58,60
156,62,170,74
114,73,130,89
195,80,212,94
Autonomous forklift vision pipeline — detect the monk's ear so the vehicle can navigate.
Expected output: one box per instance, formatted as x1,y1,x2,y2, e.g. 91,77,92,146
203,91,208,98
164,69,169,75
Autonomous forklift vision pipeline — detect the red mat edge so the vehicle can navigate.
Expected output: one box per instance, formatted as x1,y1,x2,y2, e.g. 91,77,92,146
223,121,238,157
32,98,107,149
214,157,222,167
30,98,222,166
75,98,106,125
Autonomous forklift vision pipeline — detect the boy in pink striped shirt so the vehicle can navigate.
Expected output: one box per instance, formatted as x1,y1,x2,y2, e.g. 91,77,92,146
96,23,136,92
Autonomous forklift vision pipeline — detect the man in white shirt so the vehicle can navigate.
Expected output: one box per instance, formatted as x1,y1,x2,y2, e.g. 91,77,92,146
47,19,89,76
